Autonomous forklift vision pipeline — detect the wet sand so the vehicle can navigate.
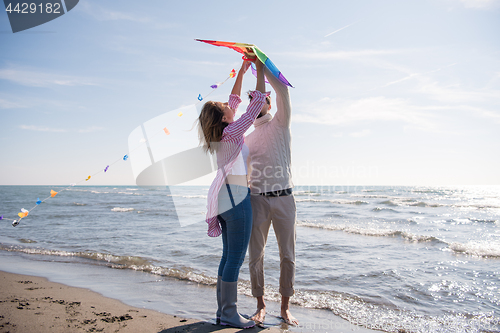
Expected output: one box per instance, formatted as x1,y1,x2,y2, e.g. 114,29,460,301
0,270,281,333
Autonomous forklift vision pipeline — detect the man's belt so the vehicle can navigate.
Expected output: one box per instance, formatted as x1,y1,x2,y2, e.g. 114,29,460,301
259,188,293,197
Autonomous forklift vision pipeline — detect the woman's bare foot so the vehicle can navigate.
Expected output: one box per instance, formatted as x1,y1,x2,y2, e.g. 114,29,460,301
251,307,266,324
280,309,299,326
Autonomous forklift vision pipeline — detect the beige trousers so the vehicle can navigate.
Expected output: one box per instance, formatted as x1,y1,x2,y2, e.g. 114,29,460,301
248,194,296,297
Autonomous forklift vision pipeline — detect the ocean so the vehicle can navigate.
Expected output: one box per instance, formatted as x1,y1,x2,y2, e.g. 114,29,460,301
0,185,499,333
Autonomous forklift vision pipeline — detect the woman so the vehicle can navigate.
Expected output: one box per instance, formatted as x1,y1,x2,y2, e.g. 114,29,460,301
198,58,266,328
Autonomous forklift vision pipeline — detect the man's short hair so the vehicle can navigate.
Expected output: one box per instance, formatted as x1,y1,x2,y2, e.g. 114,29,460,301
248,91,271,105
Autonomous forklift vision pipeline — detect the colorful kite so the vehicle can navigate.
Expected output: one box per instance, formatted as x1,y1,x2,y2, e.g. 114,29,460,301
196,39,293,88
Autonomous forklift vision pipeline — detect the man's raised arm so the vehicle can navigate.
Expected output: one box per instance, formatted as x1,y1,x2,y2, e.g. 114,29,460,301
264,66,292,128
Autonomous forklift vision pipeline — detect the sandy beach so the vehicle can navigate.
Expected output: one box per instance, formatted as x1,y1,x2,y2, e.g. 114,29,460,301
0,270,281,333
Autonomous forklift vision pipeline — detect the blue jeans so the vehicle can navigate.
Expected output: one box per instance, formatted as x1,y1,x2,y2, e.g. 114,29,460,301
217,184,252,283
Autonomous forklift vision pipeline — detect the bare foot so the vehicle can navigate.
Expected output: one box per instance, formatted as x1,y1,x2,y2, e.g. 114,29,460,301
251,307,266,324
280,309,299,326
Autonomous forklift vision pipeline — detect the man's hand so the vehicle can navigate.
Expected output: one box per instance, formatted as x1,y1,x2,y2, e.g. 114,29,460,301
255,58,265,93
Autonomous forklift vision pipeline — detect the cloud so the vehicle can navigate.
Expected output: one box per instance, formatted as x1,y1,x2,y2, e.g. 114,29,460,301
283,49,406,61
349,129,371,138
453,0,500,9
417,81,498,104
293,96,439,131
0,98,26,109
19,125,105,133
78,126,105,133
0,68,98,88
79,2,151,23
294,92,500,133
324,20,361,38
369,63,500,119
19,125,68,133
374,63,458,90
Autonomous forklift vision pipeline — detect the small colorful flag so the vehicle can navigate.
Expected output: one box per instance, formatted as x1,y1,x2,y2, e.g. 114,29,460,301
163,128,170,135
198,94,203,101
123,155,129,161
36,198,42,205
51,190,58,197
229,69,236,78
104,165,109,173
18,209,29,218
0,215,3,220
85,176,91,181
178,112,183,117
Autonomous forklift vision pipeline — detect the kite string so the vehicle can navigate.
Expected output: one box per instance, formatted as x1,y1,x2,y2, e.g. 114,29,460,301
132,72,234,152
2,69,236,226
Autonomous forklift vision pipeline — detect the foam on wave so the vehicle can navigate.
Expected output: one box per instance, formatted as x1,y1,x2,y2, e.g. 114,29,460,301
298,221,444,243
0,243,497,332
111,207,134,212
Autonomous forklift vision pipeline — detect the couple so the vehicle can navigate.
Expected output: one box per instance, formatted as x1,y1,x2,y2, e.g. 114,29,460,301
198,57,297,328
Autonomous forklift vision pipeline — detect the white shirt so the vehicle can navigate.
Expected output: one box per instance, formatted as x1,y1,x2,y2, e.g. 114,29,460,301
228,143,249,175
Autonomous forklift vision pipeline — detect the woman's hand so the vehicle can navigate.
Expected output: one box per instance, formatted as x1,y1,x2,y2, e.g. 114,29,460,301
231,60,251,96
241,60,251,74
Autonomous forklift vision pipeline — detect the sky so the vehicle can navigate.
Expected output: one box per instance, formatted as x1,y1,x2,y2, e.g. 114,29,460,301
1,0,499,186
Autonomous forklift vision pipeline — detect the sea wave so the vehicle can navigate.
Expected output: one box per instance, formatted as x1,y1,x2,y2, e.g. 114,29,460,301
380,199,500,210
295,199,369,205
289,289,498,333
0,244,215,285
372,207,399,213
380,199,443,208
116,191,144,196
111,207,135,212
293,191,322,196
448,241,500,258
351,194,390,199
468,218,499,224
0,243,497,333
298,222,500,258
18,239,37,244
0,245,146,265
297,221,441,243
452,203,500,209
167,194,207,199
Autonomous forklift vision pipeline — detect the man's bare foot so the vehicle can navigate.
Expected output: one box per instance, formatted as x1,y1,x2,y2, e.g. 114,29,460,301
280,309,299,326
251,307,266,324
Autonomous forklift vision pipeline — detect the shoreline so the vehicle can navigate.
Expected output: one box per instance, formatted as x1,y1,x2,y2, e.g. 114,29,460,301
0,249,381,333
0,270,282,333
0,269,378,333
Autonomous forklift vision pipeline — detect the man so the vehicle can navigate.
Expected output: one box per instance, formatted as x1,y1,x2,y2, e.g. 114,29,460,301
245,65,298,326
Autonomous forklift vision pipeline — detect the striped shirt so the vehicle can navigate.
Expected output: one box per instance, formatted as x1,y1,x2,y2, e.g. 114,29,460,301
206,90,266,237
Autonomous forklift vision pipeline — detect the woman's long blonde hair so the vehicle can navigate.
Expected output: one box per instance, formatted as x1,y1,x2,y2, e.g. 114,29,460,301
198,101,228,154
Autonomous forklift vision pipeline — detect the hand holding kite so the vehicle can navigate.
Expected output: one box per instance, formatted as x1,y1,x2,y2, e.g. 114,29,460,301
241,60,252,74
196,39,293,88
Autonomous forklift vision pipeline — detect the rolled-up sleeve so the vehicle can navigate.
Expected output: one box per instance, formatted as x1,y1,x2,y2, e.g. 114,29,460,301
228,94,242,110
